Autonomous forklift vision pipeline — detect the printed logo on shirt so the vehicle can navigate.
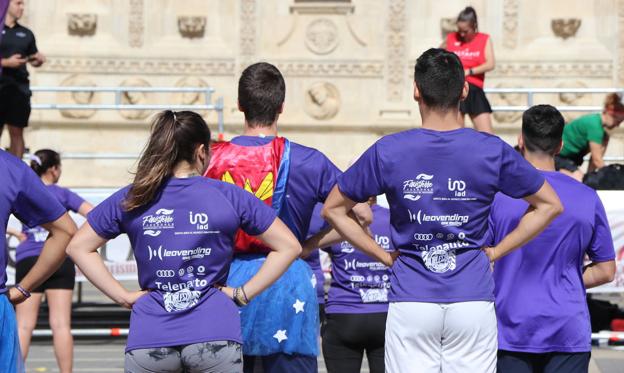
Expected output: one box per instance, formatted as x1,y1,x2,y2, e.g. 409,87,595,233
413,241,469,273
147,245,212,261
375,235,390,250
359,288,388,303
174,211,220,236
155,278,208,292
432,178,476,201
408,209,469,227
454,49,481,59
413,233,434,241
156,269,176,278
163,288,202,312
16,32,27,38
142,208,175,237
403,174,434,201
340,241,355,253
350,275,365,282
343,259,387,271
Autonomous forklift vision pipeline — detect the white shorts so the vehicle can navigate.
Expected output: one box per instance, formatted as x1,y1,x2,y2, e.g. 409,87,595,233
385,301,497,373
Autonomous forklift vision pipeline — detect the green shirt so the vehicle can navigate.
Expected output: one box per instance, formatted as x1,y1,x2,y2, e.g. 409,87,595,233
560,113,604,157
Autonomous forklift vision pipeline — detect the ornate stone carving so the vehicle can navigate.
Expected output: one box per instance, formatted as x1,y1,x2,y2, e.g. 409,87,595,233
129,0,144,48
386,0,406,102
276,60,383,77
178,16,206,39
39,57,235,75
557,81,587,105
305,19,339,55
491,61,612,78
440,17,456,40
503,0,519,49
67,14,97,37
290,1,354,15
490,83,523,124
304,82,340,120
551,19,581,40
240,0,257,62
173,77,210,115
119,78,151,120
58,74,97,119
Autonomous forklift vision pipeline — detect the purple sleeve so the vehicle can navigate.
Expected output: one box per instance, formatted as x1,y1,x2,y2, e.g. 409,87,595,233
587,194,616,262
498,143,545,198
61,187,86,213
12,167,65,228
87,190,126,239
316,154,341,202
337,143,384,203
223,184,277,236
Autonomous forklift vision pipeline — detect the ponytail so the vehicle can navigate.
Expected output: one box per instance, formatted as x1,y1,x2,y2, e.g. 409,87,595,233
604,93,624,113
30,149,60,177
123,110,211,211
457,6,478,31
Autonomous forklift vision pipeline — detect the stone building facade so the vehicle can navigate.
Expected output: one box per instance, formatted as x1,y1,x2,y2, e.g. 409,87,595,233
3,0,623,186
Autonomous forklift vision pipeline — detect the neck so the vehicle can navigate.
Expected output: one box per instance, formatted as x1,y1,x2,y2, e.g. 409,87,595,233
40,174,55,185
420,105,463,131
172,161,200,178
243,121,278,137
5,15,17,27
524,151,556,171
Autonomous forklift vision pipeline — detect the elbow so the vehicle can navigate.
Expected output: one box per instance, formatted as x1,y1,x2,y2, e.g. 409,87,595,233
65,239,78,257
321,205,334,224
548,200,564,221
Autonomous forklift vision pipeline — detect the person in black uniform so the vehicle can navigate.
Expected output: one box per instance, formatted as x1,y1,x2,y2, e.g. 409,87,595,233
0,0,45,159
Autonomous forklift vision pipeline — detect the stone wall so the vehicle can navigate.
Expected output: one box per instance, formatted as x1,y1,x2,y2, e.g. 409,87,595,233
2,0,622,186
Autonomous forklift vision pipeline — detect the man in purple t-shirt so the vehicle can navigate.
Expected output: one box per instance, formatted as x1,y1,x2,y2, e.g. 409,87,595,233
322,48,563,373
490,105,616,373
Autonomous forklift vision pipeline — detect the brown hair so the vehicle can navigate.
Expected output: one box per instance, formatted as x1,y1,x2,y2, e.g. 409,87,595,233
123,110,211,211
604,93,624,113
457,6,478,31
30,149,60,176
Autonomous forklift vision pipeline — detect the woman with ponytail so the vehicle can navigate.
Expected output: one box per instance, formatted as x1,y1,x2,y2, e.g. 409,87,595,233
10,149,92,373
66,110,301,373
556,93,624,177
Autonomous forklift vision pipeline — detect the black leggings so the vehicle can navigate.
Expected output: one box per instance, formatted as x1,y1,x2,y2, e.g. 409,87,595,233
321,312,387,373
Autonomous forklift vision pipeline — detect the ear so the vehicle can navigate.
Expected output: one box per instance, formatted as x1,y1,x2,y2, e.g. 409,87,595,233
517,134,525,151
277,103,284,114
460,81,469,101
555,140,563,155
237,100,244,113
413,81,420,102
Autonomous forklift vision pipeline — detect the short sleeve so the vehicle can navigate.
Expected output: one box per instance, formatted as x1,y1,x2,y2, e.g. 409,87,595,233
87,190,126,239
12,168,65,228
26,30,38,56
316,155,341,202
337,142,384,203
224,184,277,236
498,142,545,199
586,121,605,145
587,194,616,262
61,188,86,213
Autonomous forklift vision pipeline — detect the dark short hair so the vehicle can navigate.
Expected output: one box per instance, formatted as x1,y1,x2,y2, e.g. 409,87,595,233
522,105,565,155
414,48,465,111
238,62,286,127
457,6,478,30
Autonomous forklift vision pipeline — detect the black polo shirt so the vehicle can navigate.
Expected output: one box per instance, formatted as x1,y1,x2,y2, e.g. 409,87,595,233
0,22,37,86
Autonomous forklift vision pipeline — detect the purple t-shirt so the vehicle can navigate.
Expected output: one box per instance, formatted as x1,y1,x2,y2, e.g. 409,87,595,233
87,177,276,351
305,203,328,304
337,128,544,303
0,150,65,293
16,184,84,261
324,204,394,314
490,171,615,353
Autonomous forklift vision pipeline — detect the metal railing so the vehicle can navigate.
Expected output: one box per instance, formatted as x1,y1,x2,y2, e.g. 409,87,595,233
486,87,624,112
31,86,225,136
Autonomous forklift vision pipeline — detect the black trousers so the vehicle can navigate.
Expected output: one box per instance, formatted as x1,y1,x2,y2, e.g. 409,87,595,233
497,350,591,373
321,312,387,373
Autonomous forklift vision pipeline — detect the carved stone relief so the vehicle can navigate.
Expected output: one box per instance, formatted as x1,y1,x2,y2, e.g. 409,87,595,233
503,0,519,49
173,77,210,115
129,0,144,48
67,14,97,37
386,0,406,102
551,19,581,40
440,17,456,40
305,19,339,55
490,83,523,124
304,82,340,120
58,74,97,119
119,78,151,120
178,16,206,39
240,0,257,63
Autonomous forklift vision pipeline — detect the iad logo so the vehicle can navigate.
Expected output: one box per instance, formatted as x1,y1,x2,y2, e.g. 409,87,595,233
403,174,434,201
447,178,467,197
189,211,209,230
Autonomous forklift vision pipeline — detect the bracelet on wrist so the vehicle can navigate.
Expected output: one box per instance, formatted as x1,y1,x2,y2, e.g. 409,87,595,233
233,287,249,307
15,284,31,299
